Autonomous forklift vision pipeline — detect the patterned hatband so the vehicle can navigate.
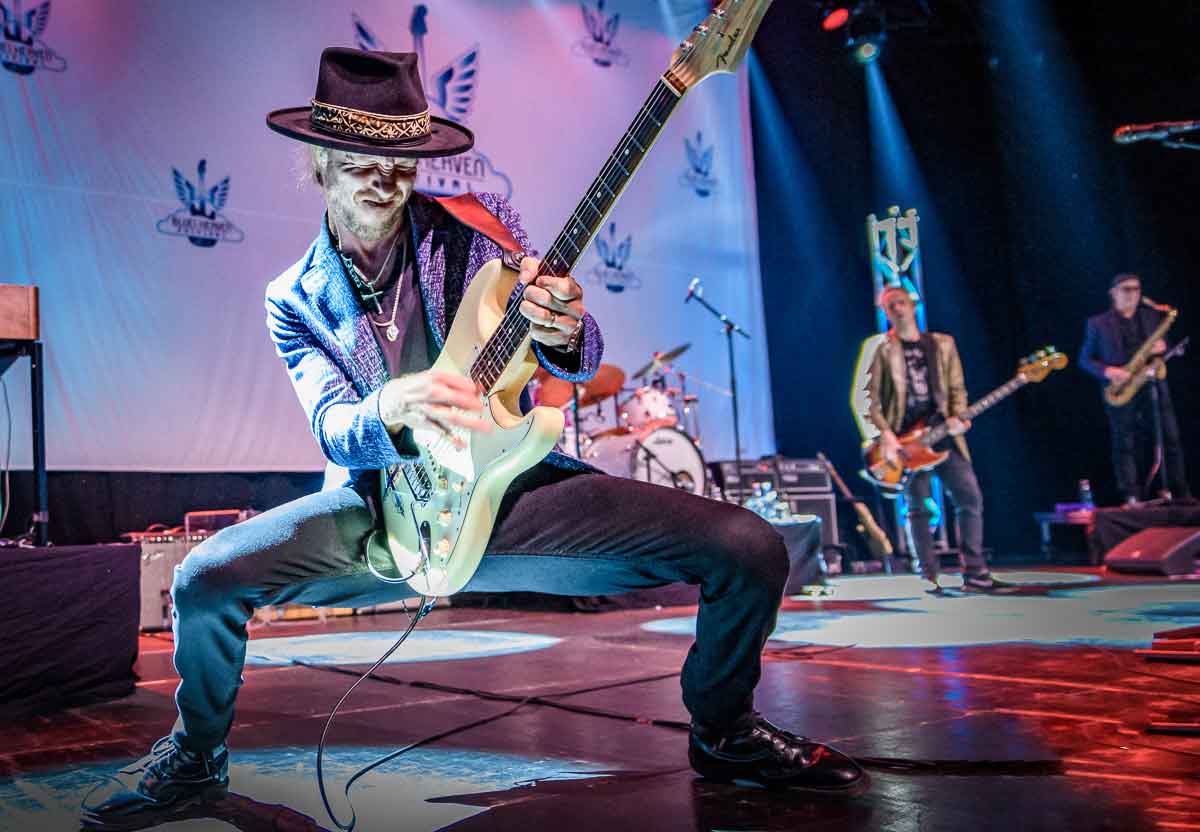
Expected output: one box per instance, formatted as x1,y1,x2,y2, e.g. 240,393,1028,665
309,99,432,143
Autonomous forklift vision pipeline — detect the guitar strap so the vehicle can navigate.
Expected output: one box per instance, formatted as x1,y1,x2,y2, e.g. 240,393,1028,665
432,193,522,254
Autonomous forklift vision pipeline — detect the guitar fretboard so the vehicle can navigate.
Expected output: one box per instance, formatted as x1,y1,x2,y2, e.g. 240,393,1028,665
470,79,683,391
923,376,1027,446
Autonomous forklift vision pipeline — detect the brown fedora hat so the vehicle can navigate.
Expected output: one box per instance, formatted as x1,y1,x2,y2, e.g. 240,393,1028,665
266,47,474,158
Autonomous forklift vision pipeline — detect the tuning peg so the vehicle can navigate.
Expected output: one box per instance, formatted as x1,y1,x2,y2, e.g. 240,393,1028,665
1046,345,1056,353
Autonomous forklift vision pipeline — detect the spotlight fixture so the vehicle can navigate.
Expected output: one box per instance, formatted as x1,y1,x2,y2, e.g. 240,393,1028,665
853,40,881,64
818,0,937,65
821,6,850,31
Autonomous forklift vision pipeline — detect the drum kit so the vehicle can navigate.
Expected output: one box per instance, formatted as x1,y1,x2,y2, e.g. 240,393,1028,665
531,343,713,495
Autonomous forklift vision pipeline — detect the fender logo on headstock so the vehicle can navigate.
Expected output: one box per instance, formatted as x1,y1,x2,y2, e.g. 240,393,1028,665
717,27,743,68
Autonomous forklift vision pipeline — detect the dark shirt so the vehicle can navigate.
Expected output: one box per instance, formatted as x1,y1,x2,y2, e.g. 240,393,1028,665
900,338,934,432
1115,311,1145,364
366,246,433,380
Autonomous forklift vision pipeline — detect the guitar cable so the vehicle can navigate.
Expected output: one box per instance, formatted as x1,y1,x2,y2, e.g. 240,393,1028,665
315,593,437,832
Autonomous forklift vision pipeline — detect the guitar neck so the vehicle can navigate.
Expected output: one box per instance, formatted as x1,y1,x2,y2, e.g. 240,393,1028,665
471,79,683,391
817,453,856,500
542,79,682,276
923,375,1027,446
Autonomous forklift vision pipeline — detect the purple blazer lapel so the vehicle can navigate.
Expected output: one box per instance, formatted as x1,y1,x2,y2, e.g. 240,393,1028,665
311,219,390,394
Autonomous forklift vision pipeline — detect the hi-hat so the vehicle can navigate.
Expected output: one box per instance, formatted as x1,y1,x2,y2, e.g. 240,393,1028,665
632,343,691,379
532,363,625,408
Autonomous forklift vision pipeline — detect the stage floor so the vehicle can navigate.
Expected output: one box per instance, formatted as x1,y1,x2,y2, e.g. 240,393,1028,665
2,567,1199,832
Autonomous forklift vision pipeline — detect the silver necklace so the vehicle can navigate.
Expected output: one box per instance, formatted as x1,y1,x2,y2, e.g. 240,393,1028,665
368,234,409,342
332,224,401,316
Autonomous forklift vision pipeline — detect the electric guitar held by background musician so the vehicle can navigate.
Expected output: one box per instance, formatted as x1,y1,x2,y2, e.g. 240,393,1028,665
862,348,1067,493
816,452,893,560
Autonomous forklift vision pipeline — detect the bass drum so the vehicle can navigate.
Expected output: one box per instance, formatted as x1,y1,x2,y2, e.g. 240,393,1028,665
584,427,707,495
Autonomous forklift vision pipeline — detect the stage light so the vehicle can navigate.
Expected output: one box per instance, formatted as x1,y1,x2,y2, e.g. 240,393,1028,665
854,40,880,63
821,7,850,31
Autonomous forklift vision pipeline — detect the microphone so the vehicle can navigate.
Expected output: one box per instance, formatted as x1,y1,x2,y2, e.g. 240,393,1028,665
684,277,701,303
1113,119,1200,144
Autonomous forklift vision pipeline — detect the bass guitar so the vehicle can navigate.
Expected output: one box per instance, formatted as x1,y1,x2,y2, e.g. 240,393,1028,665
366,0,775,596
862,348,1067,494
816,451,893,560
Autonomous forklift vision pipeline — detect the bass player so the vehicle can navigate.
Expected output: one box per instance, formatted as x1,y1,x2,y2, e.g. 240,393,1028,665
862,285,1008,594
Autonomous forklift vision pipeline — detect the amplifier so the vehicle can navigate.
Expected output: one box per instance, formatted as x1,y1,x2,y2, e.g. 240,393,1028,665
712,456,832,501
138,533,208,631
787,493,840,547
777,458,834,493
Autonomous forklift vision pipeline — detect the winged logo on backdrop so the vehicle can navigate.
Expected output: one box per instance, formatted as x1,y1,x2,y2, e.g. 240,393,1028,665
680,130,719,197
1,0,65,75
590,222,639,293
573,0,628,68
155,160,245,247
352,7,512,199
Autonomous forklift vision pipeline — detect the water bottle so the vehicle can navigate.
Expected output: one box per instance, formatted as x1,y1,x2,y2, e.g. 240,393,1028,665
1078,479,1094,508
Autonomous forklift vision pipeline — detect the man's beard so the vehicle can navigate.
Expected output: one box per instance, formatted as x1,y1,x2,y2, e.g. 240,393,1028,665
327,187,408,242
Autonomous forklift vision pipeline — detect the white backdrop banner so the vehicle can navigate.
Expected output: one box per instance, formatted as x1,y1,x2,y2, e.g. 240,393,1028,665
1,0,774,471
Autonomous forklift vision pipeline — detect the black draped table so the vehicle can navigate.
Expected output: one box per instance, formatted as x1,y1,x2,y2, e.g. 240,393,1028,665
0,544,140,716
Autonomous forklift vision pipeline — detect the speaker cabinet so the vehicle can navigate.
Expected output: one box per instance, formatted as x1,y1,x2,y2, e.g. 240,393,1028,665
787,493,839,547
1103,526,1200,576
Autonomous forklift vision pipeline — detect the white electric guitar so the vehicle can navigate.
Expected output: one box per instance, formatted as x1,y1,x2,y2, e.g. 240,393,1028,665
366,0,775,596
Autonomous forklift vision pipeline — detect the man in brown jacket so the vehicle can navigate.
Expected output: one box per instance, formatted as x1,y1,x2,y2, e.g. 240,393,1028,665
863,286,1005,593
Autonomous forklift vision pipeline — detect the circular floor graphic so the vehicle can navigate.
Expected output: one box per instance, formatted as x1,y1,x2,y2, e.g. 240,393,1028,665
243,630,562,666
2,747,606,832
647,579,1199,648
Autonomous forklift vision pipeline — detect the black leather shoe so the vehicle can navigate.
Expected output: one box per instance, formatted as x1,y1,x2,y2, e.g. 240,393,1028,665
80,737,229,830
689,714,869,794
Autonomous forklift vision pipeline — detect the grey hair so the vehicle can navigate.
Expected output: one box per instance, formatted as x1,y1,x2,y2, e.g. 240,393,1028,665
293,144,330,189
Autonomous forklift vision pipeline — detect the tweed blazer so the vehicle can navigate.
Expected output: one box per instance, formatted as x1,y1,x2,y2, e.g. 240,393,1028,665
865,331,970,460
265,193,603,490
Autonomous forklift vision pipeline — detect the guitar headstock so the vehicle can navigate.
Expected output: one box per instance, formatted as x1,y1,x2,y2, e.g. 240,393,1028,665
1017,346,1069,383
666,0,774,92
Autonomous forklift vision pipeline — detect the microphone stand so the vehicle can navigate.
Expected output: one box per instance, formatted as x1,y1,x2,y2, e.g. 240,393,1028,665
1143,336,1189,502
687,285,751,504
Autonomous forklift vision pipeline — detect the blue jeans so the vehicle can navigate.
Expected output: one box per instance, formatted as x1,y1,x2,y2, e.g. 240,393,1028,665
169,463,790,752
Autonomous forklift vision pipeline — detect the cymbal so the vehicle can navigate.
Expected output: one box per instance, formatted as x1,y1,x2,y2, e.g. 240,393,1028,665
578,363,625,406
632,343,691,379
531,363,625,408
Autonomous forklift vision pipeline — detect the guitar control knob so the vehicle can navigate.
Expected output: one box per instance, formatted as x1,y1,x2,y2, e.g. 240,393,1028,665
438,510,453,525
451,480,464,493
435,538,451,556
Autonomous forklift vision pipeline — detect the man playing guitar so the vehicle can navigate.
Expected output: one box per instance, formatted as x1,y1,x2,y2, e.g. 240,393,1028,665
80,47,866,830
863,286,1007,594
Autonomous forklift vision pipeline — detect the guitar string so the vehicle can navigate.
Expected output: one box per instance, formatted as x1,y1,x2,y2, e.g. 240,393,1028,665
470,82,677,388
468,81,679,388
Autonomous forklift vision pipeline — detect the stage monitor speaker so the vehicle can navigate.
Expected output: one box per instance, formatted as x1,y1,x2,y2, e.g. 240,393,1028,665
787,493,839,548
1103,526,1200,576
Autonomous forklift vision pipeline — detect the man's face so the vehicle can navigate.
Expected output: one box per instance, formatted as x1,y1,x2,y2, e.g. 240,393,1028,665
1110,279,1141,313
320,150,417,243
883,292,916,328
